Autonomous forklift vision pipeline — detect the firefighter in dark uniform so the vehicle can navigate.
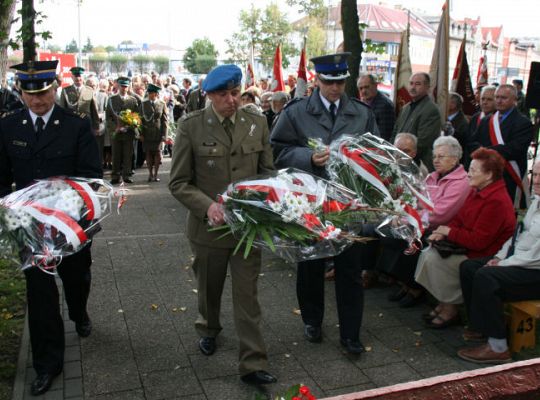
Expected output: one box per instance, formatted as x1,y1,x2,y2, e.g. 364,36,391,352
0,60,102,396
270,53,379,354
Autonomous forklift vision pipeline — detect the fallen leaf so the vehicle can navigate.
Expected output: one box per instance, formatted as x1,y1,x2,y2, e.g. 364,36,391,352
158,241,164,247
335,324,340,328
378,313,384,318
392,348,400,353
174,365,180,370
288,273,293,277
259,273,265,277
151,304,159,310
284,354,291,358
415,340,422,347
365,346,373,352
184,266,190,270
180,307,187,312
292,308,301,315
192,289,198,294
172,307,178,312
118,309,124,313
292,342,298,346
413,331,422,336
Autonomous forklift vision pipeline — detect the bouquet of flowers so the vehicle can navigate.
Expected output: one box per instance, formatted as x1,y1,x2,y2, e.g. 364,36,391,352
324,133,433,253
0,177,115,273
118,109,141,130
216,168,391,262
255,384,316,400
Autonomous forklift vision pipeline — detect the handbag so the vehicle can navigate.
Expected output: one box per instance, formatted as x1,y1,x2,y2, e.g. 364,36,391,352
432,240,467,259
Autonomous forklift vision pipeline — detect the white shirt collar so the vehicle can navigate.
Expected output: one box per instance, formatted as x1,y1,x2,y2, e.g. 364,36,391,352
448,112,458,121
28,105,55,128
318,92,340,113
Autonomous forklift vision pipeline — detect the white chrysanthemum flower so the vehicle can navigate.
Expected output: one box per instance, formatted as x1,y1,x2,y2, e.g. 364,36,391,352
18,212,32,228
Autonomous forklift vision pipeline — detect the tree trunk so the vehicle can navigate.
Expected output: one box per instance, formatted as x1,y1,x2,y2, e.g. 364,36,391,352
0,0,17,84
21,0,37,62
341,0,362,98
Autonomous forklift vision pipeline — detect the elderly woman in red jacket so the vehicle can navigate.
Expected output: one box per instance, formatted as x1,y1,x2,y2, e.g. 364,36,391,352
415,148,516,328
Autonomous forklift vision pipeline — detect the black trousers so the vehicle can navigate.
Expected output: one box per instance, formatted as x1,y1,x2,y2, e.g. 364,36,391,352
297,244,364,340
24,245,92,375
460,257,540,339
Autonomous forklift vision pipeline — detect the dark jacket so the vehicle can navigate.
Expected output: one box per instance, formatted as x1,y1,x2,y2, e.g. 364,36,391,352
270,87,379,177
469,107,534,200
368,91,395,141
0,106,102,196
448,110,469,157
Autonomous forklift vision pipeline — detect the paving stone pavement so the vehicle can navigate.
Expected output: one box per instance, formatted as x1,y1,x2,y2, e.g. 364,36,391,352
13,158,513,400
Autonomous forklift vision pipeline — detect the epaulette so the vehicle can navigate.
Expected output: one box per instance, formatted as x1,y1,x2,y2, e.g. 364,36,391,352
350,97,371,109
63,108,87,119
0,108,23,119
241,105,263,116
182,109,204,121
283,97,303,109
74,111,87,119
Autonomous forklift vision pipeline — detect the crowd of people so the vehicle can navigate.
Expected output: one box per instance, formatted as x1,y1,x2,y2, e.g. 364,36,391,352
1,53,539,396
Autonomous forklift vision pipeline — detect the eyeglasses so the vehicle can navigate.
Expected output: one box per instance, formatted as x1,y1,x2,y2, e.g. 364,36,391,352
432,155,453,160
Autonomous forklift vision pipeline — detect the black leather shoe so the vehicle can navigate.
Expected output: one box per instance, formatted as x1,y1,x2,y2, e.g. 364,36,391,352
199,337,216,356
123,178,134,184
304,324,322,343
340,338,365,354
76,319,92,338
30,372,59,396
387,287,408,302
110,179,120,184
398,292,425,308
241,370,277,385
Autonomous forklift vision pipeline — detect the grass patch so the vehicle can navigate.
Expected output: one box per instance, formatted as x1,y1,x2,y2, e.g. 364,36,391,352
0,261,26,400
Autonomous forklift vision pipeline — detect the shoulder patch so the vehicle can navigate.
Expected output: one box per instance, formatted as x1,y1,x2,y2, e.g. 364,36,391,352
283,97,303,110
182,109,204,121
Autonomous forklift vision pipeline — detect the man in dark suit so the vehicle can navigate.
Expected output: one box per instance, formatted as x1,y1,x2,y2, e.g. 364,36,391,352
469,84,534,206
357,73,395,141
446,92,469,155
0,60,102,396
186,77,207,113
391,72,442,171
271,53,379,355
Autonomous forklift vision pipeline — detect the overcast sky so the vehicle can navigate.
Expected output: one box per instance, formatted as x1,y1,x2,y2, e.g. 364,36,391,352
28,0,539,56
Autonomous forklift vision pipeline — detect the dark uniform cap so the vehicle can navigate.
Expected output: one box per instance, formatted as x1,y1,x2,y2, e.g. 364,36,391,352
147,83,161,93
70,66,85,76
117,76,131,86
310,52,351,81
202,64,242,92
10,60,59,93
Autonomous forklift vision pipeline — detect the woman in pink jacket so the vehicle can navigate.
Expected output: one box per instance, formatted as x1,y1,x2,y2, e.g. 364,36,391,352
382,136,471,307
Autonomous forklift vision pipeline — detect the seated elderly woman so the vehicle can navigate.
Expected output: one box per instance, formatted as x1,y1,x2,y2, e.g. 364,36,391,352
379,135,470,307
415,148,516,328
456,161,540,364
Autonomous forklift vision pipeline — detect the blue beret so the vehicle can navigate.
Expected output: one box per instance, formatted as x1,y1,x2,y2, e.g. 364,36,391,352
310,52,351,81
202,64,242,92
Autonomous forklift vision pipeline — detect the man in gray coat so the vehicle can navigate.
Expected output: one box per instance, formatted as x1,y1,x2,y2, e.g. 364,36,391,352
391,72,442,171
271,52,378,354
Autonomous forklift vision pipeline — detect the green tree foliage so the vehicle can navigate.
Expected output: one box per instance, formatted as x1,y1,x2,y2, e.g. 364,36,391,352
82,37,93,53
132,54,151,73
183,38,218,74
105,45,116,53
89,53,107,73
286,0,325,18
108,53,128,74
226,3,296,70
65,38,79,53
152,56,169,75
92,45,107,53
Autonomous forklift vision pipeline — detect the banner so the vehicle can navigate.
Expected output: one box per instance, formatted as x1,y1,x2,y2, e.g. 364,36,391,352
270,44,285,92
451,37,478,116
477,54,489,88
429,1,450,120
296,46,308,97
38,52,76,87
245,63,255,89
394,29,412,116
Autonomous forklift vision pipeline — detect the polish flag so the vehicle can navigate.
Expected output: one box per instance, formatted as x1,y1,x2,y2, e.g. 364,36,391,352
270,44,285,92
477,54,489,88
245,63,255,89
295,46,308,97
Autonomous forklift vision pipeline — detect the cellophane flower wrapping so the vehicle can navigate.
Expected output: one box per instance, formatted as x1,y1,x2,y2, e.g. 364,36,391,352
0,177,114,272
325,133,433,253
217,168,388,263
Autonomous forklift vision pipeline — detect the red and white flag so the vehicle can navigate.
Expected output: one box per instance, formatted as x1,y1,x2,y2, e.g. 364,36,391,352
429,1,450,120
451,37,478,116
296,46,308,97
477,53,489,88
393,28,412,116
270,44,285,92
245,63,255,89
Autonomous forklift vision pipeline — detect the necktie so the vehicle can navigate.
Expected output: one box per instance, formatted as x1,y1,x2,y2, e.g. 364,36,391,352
35,117,45,140
329,103,337,124
222,118,233,141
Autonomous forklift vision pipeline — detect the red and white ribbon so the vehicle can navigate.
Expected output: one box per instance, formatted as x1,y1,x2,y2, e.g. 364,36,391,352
65,179,102,220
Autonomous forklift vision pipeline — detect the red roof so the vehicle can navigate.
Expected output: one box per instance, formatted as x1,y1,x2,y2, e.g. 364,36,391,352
454,17,480,35
481,26,503,44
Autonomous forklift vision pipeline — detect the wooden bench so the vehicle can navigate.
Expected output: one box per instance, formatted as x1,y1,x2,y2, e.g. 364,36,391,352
509,301,540,353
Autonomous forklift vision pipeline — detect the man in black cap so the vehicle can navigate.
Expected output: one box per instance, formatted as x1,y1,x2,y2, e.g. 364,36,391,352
169,64,276,385
0,60,101,396
59,66,100,135
105,76,139,184
271,52,379,354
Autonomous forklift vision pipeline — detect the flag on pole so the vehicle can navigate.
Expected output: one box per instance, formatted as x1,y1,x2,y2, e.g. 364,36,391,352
393,28,412,116
245,63,255,89
429,1,450,120
451,37,477,116
296,46,308,97
270,44,285,92
477,53,488,88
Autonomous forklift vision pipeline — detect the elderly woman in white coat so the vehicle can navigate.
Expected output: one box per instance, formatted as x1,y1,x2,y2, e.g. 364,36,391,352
457,161,540,364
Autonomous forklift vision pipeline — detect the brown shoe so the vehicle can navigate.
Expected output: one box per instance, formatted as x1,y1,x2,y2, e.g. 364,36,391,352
462,329,487,343
457,343,512,364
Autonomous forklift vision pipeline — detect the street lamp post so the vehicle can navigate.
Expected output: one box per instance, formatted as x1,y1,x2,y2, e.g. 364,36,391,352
77,0,82,66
